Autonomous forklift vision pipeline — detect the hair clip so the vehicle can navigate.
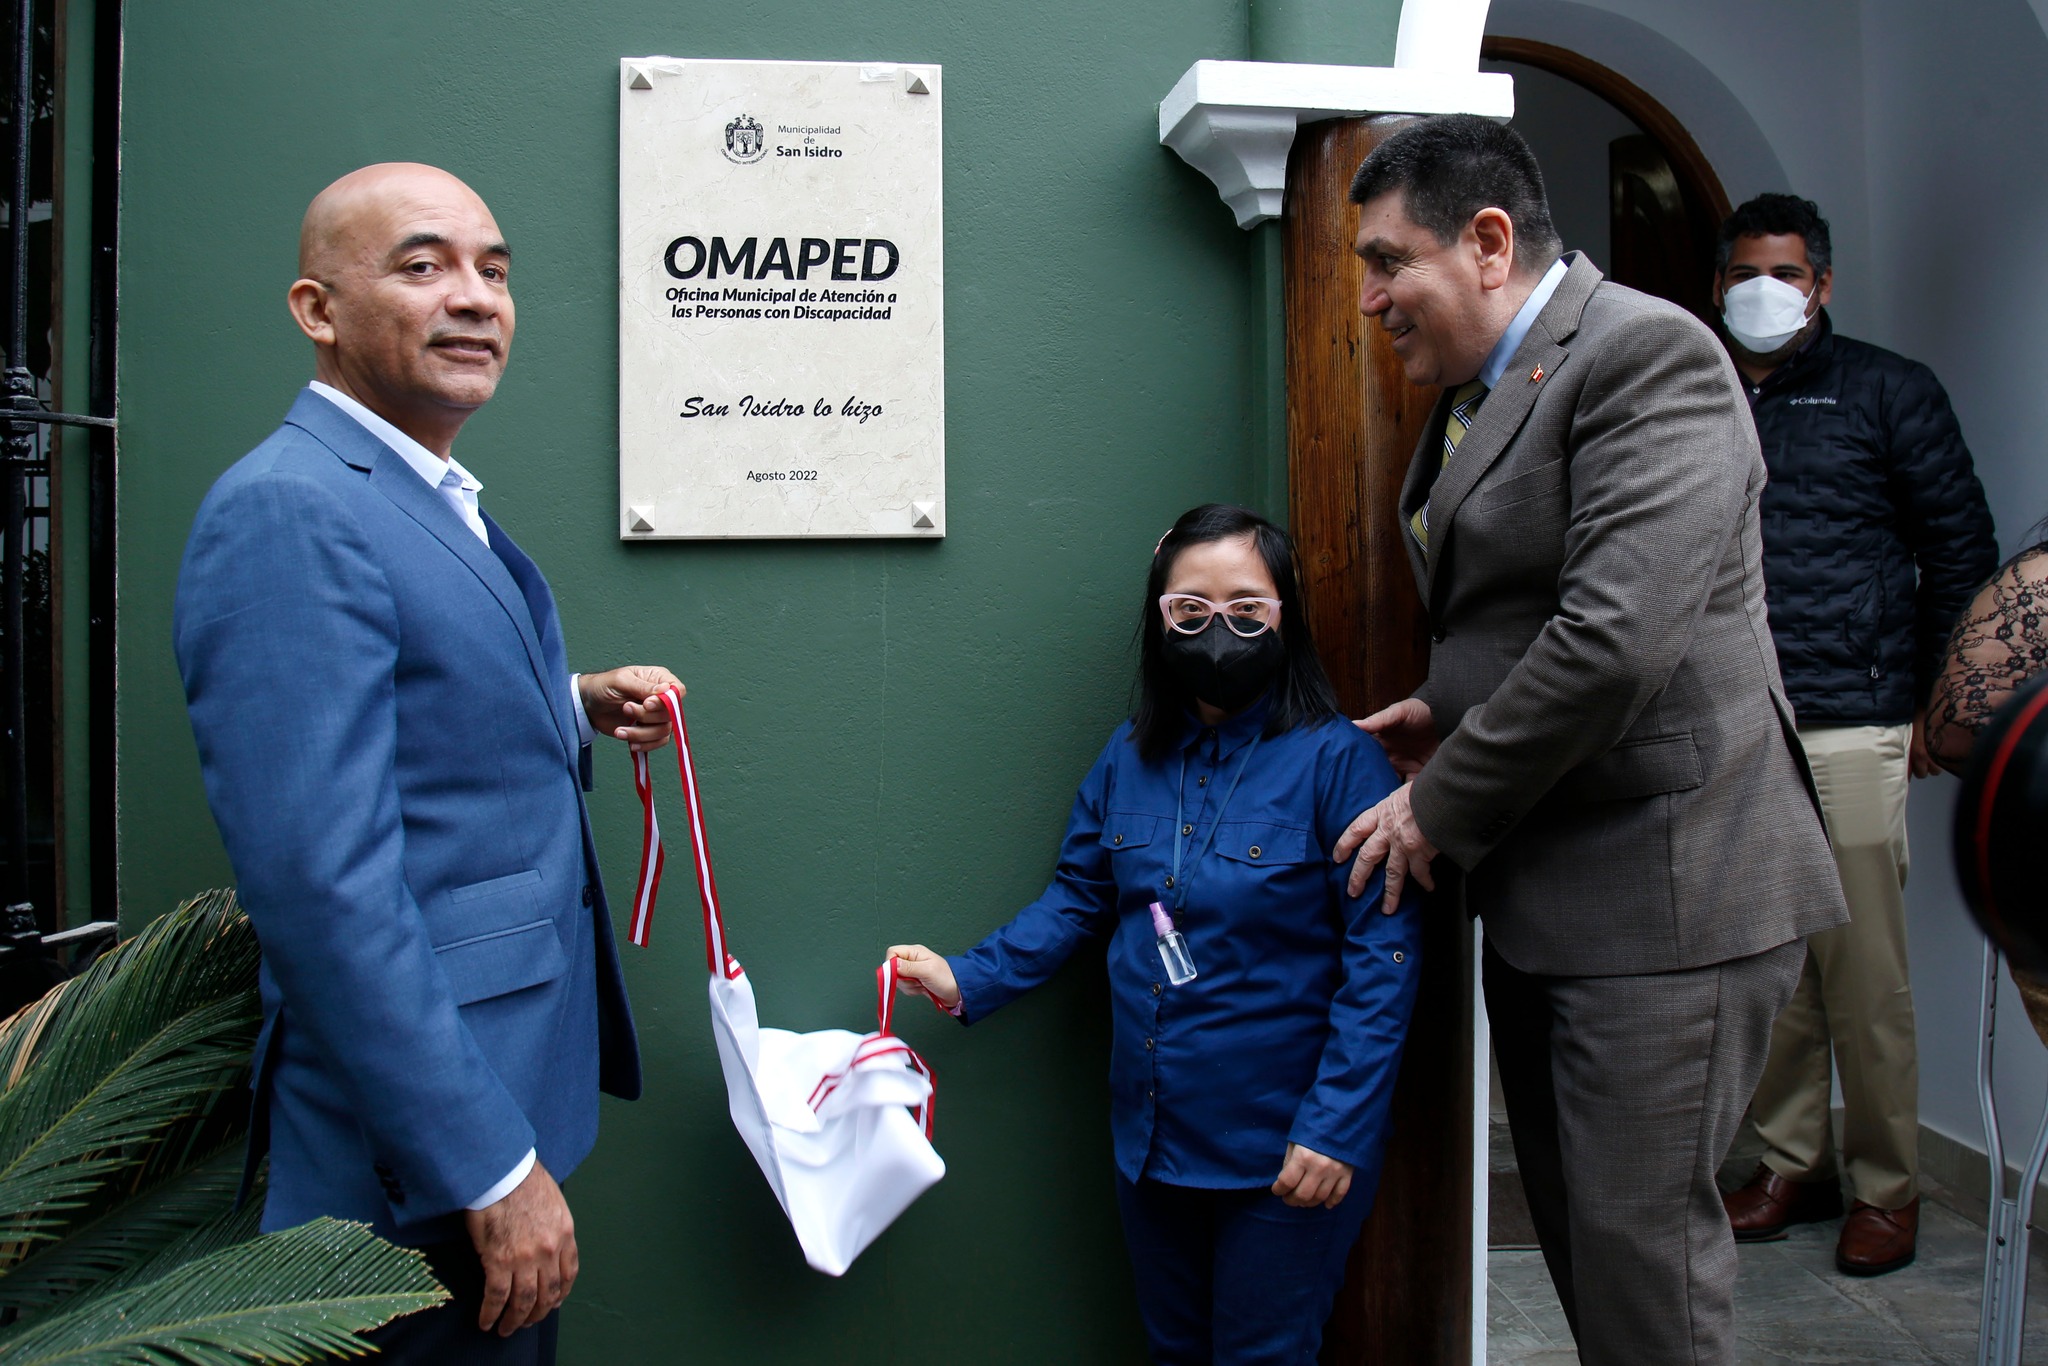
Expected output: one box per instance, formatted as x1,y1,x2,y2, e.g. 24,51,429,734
1154,532,1170,556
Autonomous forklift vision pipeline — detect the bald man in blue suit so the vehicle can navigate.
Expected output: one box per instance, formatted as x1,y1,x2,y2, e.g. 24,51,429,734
175,163,675,1364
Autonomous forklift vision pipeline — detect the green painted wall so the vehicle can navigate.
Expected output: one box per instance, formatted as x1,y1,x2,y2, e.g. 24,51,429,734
1253,0,1403,64
115,2,1399,1360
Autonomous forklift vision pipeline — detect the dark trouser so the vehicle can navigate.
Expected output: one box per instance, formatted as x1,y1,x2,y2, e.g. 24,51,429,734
1114,1173,1372,1366
1485,936,1804,1366
362,1237,560,1366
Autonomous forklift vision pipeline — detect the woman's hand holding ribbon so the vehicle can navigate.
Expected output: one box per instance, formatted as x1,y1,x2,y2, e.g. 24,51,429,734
885,945,961,1012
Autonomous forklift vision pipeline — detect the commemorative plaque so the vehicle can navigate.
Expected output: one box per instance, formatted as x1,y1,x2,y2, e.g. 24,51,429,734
618,58,945,539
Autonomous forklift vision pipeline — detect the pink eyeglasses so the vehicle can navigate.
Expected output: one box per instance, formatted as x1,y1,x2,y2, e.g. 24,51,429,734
1158,594,1282,638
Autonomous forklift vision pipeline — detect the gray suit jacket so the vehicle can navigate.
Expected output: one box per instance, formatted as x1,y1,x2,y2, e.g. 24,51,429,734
1400,255,1847,977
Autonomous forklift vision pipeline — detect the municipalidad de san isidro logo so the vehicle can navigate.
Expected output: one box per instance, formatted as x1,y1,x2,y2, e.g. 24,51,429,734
722,115,766,164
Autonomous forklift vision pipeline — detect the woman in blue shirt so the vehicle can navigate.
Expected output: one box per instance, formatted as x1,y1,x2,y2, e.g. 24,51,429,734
889,503,1422,1365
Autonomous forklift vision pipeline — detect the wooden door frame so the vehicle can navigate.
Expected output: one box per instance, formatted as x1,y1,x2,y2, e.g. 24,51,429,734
1285,114,1477,1366
1481,36,1730,225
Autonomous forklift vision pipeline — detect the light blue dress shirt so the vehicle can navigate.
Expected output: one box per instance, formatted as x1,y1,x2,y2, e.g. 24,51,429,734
1477,256,1569,391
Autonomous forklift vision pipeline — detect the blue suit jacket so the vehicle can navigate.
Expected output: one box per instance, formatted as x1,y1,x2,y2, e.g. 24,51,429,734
174,388,640,1243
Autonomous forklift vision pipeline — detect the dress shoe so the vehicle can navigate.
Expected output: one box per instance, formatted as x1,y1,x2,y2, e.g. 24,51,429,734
1723,1163,1844,1242
1836,1197,1918,1276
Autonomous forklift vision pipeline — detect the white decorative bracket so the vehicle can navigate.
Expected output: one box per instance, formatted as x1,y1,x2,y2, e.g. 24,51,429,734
1159,61,1514,228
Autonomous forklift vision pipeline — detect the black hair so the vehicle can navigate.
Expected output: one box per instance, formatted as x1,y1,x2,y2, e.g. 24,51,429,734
1715,193,1832,277
1347,114,1563,272
1128,503,1344,761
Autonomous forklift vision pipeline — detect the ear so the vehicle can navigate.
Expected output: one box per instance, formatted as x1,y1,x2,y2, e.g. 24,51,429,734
1815,268,1834,309
1711,272,1726,311
287,277,337,348
1470,207,1516,290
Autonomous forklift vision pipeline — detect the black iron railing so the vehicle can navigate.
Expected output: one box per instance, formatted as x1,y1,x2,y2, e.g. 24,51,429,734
0,0,117,965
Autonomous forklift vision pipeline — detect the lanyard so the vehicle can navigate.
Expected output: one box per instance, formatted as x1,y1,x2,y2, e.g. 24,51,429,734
1170,733,1261,912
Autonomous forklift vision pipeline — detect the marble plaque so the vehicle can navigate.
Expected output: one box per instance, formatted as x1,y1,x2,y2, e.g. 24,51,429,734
618,58,945,539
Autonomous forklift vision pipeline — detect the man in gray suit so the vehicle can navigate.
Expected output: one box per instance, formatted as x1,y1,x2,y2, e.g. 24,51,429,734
1332,116,1847,1364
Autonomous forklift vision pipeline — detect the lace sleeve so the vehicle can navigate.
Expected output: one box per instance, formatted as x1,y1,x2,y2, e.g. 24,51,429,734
1927,544,2048,771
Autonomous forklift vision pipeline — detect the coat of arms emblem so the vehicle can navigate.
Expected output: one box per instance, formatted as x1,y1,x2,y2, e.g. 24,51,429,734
722,114,766,164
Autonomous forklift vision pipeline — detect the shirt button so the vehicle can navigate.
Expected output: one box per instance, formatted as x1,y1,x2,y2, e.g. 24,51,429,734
1181,823,1194,836
581,884,595,907
1392,951,1405,964
1198,775,1209,787
1164,875,1176,889
1144,1037,1154,1051
1432,627,1448,644
1152,983,1162,996
1148,1089,1155,1099
1249,845,1262,859
1113,833,1124,845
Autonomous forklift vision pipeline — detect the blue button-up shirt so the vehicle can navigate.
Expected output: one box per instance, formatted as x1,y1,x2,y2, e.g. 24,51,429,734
948,701,1422,1191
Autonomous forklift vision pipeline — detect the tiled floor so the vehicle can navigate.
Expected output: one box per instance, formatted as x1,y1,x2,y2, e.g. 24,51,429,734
1480,1037,2048,1365
1487,1194,2048,1364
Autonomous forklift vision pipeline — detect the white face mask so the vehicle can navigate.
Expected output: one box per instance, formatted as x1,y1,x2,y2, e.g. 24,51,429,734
1721,275,1817,355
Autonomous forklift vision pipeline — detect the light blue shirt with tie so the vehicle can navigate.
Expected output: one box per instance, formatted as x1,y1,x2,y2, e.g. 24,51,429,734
1478,256,1569,391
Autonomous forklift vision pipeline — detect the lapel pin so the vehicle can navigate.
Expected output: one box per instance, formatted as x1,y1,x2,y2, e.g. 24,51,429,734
1529,365,1545,384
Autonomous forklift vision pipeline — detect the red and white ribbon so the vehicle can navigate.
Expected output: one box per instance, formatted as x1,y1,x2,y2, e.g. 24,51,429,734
625,689,935,1134
806,957,936,1137
628,684,738,977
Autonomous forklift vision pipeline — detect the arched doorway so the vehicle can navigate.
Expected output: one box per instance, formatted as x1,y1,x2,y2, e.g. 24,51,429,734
1482,37,1730,328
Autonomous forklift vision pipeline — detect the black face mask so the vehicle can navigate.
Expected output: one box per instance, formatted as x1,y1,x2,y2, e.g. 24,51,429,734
1161,626,1285,715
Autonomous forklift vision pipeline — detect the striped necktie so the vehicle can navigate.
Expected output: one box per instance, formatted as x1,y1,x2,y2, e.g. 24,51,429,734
1410,379,1488,549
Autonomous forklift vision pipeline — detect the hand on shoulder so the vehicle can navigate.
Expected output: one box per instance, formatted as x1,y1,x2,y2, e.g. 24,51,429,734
1352,697,1437,780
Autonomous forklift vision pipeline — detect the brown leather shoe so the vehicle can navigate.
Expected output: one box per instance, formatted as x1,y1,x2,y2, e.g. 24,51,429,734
1836,1197,1918,1276
1723,1162,1844,1242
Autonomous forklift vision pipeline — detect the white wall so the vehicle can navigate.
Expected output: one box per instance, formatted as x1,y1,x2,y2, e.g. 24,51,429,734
1485,0,2048,1164
1861,0,2048,1165
1486,0,1875,338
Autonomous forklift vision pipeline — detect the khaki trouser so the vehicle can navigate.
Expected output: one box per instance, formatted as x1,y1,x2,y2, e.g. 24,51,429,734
1750,723,1918,1210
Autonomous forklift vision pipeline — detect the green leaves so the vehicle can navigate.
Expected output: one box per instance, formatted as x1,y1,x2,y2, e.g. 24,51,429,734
0,891,448,1363
0,1217,447,1365
0,891,259,1251
0,1146,250,1313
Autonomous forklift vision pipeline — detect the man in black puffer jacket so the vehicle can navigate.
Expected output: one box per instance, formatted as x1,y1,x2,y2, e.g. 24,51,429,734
1714,194,1996,1277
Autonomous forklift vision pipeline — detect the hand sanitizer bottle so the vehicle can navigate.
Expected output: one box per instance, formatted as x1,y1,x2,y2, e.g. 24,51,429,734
1150,901,1197,986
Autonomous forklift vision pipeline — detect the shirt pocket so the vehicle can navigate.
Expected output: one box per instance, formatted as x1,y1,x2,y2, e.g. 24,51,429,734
1210,821,1311,868
433,870,569,1006
1100,813,1161,853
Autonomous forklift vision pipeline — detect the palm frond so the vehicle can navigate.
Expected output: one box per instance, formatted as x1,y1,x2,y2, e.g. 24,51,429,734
0,977,81,1090
0,1145,248,1313
0,893,259,1250
50,1160,265,1315
0,1217,447,1366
